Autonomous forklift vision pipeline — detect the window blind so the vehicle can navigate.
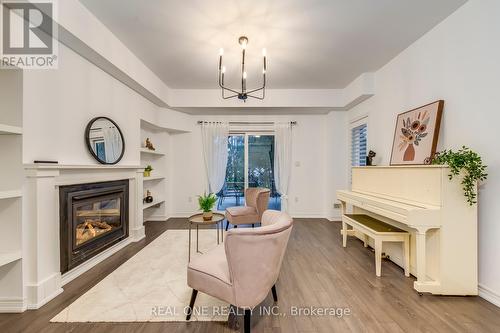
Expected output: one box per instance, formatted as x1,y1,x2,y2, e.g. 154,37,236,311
351,123,367,167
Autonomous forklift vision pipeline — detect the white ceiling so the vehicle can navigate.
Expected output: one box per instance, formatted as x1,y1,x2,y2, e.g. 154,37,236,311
79,0,466,89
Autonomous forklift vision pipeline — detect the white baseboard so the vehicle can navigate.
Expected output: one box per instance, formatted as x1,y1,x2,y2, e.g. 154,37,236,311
289,212,329,219
479,284,500,308
169,212,193,218
26,272,63,310
27,288,63,310
0,297,27,313
130,225,146,241
171,212,334,220
61,237,132,286
145,215,170,222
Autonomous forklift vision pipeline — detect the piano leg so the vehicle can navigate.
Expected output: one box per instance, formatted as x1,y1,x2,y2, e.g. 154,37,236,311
342,220,347,247
404,234,410,277
340,200,347,247
374,239,382,277
415,229,427,283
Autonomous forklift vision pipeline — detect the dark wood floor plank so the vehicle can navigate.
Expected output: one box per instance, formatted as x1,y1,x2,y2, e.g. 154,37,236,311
1,218,500,333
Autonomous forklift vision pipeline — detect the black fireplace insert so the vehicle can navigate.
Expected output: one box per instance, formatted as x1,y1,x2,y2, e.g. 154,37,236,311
59,180,129,273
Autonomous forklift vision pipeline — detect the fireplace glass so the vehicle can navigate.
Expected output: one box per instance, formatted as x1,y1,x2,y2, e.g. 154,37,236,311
74,197,122,246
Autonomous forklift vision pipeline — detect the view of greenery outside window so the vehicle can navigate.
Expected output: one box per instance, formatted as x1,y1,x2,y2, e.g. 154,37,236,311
217,134,281,210
248,135,275,189
226,135,245,189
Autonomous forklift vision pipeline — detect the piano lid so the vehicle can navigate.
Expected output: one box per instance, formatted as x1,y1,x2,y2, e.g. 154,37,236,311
337,190,441,228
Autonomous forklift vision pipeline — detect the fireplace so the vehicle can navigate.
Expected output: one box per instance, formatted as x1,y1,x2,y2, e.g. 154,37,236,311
59,180,129,273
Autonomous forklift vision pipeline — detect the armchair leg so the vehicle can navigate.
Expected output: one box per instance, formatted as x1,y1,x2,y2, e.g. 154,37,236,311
244,309,251,333
186,289,198,320
252,224,255,228
225,220,229,231
271,284,278,302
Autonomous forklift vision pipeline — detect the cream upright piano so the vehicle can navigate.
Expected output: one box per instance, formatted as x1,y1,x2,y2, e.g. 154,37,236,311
337,166,478,295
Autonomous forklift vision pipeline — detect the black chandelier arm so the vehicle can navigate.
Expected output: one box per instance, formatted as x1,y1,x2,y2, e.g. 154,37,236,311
241,48,246,93
218,74,241,95
246,84,265,95
219,82,241,95
246,89,265,100
245,71,266,95
220,82,239,99
222,91,239,99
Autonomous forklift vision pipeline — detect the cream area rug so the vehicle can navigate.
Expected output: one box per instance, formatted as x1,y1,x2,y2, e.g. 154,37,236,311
51,229,228,322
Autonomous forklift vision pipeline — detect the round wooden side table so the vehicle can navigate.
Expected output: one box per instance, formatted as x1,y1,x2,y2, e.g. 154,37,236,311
187,212,225,262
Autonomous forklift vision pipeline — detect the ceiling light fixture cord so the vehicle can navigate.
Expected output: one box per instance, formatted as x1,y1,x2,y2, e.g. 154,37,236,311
218,36,266,101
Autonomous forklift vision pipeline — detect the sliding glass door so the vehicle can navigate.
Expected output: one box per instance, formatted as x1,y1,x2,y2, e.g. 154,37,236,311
217,134,280,210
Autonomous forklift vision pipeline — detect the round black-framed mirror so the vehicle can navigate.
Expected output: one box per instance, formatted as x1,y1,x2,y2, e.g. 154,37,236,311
85,117,125,165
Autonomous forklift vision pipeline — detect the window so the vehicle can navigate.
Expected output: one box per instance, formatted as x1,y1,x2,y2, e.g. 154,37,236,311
351,123,367,167
349,119,367,184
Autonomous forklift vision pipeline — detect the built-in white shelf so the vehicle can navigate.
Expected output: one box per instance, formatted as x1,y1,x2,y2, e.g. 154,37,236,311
0,190,22,200
143,199,165,210
0,124,22,135
0,251,22,268
143,175,165,182
140,148,165,156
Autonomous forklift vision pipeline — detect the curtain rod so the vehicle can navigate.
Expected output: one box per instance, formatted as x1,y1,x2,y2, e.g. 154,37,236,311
197,121,297,125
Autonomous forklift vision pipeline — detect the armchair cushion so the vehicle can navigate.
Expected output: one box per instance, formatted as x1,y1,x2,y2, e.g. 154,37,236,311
225,206,258,225
187,245,234,304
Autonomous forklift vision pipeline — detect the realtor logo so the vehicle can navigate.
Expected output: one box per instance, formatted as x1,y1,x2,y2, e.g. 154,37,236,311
1,0,58,69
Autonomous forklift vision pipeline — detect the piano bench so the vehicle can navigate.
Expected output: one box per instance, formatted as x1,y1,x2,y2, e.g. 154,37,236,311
342,214,410,278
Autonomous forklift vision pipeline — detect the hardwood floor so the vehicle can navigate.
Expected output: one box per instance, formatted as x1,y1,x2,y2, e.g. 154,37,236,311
1,218,499,332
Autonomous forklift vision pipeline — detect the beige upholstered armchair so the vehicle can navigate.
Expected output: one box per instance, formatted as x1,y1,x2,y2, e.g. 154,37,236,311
225,187,270,230
186,210,293,333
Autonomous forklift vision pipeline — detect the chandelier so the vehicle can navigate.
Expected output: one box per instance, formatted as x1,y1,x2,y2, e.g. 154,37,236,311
218,36,266,101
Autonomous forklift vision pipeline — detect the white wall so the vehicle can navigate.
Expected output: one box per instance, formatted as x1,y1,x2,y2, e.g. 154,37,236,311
170,113,348,218
22,43,149,165
348,0,500,303
22,42,191,166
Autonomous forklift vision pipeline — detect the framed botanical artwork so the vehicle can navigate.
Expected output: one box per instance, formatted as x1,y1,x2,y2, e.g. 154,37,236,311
390,100,444,165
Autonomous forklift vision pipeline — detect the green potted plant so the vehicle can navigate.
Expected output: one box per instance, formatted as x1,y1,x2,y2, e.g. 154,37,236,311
144,165,153,177
432,146,488,205
198,193,217,221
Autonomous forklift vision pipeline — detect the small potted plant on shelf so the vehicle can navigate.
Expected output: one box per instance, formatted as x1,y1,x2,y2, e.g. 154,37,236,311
144,165,153,177
198,193,217,221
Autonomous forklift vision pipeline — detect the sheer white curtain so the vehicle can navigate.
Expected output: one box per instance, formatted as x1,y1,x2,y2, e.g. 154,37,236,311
274,122,293,212
103,126,122,163
201,122,229,194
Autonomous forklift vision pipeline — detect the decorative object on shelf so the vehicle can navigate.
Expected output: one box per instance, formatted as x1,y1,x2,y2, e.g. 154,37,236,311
390,100,444,165
144,165,153,177
218,36,266,101
34,160,58,164
366,150,376,166
85,116,125,165
432,146,488,205
143,190,154,204
145,138,155,151
198,193,217,221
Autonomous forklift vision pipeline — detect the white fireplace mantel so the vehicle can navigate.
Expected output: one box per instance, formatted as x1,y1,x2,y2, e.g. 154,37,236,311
23,164,145,309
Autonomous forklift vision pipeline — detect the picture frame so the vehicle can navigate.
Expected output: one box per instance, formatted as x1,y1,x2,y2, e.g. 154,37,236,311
390,100,444,165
